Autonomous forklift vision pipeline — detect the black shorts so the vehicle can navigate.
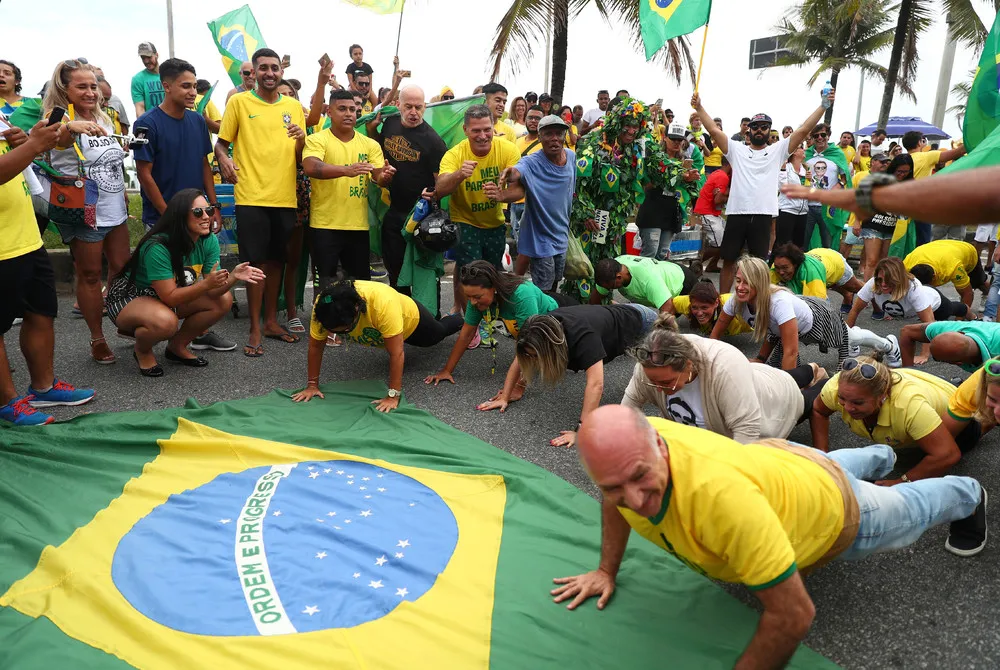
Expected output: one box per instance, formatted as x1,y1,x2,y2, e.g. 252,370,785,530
969,257,989,290
720,214,771,261
679,263,696,296
235,205,296,264
0,246,58,334
310,228,371,281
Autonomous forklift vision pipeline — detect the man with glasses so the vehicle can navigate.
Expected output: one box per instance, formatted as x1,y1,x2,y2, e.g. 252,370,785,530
804,123,850,250
691,89,835,292
353,73,376,114
131,42,164,118
226,61,255,103
580,90,610,135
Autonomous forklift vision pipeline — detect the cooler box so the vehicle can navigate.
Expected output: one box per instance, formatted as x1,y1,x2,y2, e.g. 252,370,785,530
669,227,702,261
215,184,238,256
625,223,642,256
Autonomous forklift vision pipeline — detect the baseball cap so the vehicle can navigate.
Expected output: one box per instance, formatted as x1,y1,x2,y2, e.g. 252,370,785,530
666,123,687,140
871,152,890,163
537,115,569,133
525,91,537,99
539,92,553,102
137,42,157,57
749,113,772,125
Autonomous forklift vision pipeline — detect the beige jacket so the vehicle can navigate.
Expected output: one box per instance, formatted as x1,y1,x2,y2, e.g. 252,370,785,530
622,335,803,443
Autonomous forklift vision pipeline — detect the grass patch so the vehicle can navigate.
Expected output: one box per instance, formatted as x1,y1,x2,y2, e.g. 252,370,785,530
42,193,147,250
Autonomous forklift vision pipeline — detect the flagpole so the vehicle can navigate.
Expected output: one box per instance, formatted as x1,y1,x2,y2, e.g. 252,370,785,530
394,0,406,67
694,22,710,93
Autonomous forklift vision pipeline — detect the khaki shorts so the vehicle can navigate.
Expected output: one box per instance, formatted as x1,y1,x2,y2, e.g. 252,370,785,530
695,214,726,248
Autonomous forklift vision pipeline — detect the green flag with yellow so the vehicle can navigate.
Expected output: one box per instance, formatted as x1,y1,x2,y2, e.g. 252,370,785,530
961,10,1000,152
207,5,267,88
640,0,713,60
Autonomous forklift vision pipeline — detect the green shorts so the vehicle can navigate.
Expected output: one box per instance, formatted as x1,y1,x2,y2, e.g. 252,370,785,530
455,222,506,269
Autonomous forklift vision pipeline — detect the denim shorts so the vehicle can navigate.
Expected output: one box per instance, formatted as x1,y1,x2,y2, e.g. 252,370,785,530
626,303,659,334
859,227,894,241
54,220,123,244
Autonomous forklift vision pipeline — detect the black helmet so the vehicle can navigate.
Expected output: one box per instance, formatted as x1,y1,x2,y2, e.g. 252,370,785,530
413,205,459,253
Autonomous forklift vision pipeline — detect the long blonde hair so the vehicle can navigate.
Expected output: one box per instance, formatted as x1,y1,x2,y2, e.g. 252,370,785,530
736,255,789,343
516,315,569,385
873,257,914,302
42,59,110,126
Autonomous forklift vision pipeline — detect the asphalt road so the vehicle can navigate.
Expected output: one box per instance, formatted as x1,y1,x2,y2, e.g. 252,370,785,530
4,271,998,669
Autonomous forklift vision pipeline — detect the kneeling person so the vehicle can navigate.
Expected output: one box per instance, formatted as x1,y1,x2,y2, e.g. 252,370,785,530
592,255,695,312
905,240,990,309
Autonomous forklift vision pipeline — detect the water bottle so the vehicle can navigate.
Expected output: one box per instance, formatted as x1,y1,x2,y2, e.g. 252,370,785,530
821,80,833,109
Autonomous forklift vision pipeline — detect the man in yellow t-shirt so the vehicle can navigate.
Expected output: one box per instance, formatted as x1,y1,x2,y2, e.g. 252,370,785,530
901,131,967,246
552,405,986,668
0,121,96,425
436,104,520,311
483,83,517,144
303,90,393,287
216,48,307,356
904,239,989,308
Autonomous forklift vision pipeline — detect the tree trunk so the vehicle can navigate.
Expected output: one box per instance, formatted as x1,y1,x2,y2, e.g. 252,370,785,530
824,68,840,125
877,0,912,130
550,0,569,103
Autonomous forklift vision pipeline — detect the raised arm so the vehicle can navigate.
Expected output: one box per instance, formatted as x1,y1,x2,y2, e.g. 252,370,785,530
788,90,835,149
689,92,727,156
306,59,334,129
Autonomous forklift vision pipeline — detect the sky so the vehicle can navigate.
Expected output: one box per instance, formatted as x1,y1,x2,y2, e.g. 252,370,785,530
4,0,996,140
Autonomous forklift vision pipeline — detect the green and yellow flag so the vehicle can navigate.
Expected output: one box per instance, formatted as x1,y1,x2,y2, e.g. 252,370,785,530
0,384,837,669
207,5,267,88
342,0,404,14
962,11,1000,152
640,0,712,60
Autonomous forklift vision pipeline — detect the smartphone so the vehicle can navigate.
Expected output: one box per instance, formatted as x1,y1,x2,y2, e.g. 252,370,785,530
47,107,66,126
281,54,291,69
682,159,694,170
318,53,331,68
399,70,411,78
134,126,149,141
654,98,663,107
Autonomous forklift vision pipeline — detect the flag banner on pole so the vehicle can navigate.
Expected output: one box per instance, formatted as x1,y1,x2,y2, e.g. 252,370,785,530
207,5,267,88
640,0,713,60
0,384,837,669
342,0,405,14
196,81,219,114
961,11,1000,152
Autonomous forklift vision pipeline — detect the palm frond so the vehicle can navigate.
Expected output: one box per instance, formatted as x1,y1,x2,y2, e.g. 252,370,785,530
487,0,558,83
589,0,697,85
941,0,997,52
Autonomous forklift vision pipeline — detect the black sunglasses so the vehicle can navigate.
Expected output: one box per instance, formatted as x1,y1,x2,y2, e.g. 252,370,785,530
241,70,253,76
628,346,673,366
749,123,770,131
812,132,829,139
442,94,454,100
842,358,877,379
191,206,216,218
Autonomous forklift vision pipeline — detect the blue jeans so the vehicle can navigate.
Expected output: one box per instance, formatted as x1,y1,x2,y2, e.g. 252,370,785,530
639,228,673,260
822,445,981,561
803,205,832,249
984,263,1000,320
509,203,525,243
529,254,566,293
915,221,933,246
626,303,659,334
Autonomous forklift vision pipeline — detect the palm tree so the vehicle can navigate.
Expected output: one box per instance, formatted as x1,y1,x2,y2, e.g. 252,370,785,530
877,0,999,130
488,0,696,103
946,69,977,124
776,0,910,125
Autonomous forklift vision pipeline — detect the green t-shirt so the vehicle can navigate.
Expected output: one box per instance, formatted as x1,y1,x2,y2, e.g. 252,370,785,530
134,234,221,290
463,281,559,338
131,69,165,111
925,321,1000,373
596,256,684,309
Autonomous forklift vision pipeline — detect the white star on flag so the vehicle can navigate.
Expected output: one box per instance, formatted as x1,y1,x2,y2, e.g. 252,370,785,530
369,580,384,589
353,572,361,578
272,510,282,517
309,471,321,479
334,526,342,530
377,473,384,478
377,487,386,492
347,480,354,485
315,519,325,523
315,551,327,559
360,509,372,517
336,470,344,475
303,605,320,615
307,466,315,471
345,519,352,524
375,555,388,566
396,587,409,598
409,502,416,507
324,468,332,473
395,552,404,559
219,519,232,524
365,495,372,499
327,511,337,517
348,474,355,478
359,486,367,491
362,477,370,481
397,539,410,548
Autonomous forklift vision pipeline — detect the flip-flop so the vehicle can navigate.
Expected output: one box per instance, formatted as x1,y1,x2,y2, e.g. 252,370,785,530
286,317,306,334
243,343,264,357
265,326,300,344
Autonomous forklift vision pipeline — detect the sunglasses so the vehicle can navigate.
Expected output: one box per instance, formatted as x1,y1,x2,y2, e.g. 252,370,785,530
241,70,253,76
874,275,893,287
748,123,770,131
628,346,675,366
459,264,489,280
812,132,829,139
191,206,216,218
442,94,454,100
842,358,878,379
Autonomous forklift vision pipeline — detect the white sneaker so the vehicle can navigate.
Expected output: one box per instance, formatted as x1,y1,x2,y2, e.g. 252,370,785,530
885,334,902,368
849,344,861,357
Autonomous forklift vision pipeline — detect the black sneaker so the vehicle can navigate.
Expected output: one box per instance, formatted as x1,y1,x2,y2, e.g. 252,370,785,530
946,487,987,557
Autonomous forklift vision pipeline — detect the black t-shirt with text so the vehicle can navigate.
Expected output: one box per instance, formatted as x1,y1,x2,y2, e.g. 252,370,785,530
379,116,447,213
550,304,645,372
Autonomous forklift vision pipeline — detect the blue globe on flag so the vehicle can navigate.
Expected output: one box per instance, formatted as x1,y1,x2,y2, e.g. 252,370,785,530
656,0,675,8
220,29,248,61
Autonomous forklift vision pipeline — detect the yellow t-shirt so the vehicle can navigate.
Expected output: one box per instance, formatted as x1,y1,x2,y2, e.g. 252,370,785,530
303,130,385,231
704,145,723,168
512,135,543,205
619,419,846,589
857,155,871,173
494,120,518,144
440,138,520,229
821,368,956,448
948,368,982,422
807,247,846,286
671,293,752,336
309,280,420,346
0,139,42,261
904,240,980,289
217,91,306,208
840,145,856,165
911,150,942,180
564,124,579,150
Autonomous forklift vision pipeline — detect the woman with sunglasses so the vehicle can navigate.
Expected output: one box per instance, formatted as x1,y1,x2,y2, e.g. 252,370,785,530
424,260,569,386
622,314,826,443
845,257,969,363
108,190,264,376
810,355,981,483
710,255,849,370
664,280,752,337
477,302,656,447
293,280,464,412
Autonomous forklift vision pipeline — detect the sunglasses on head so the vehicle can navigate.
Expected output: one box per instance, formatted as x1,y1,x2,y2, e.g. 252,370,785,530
628,346,673,366
812,132,829,139
191,206,216,218
842,358,878,379
985,357,1000,377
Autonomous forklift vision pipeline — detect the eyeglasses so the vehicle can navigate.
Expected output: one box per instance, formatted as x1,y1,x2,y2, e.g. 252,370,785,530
241,70,253,77
748,123,770,131
191,206,216,218
842,358,878,379
62,59,83,69
643,380,680,393
811,132,829,139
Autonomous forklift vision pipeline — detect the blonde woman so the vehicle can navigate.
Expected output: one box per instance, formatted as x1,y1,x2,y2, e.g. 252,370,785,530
942,357,998,443
477,303,656,447
710,255,849,370
508,96,528,137
39,59,130,364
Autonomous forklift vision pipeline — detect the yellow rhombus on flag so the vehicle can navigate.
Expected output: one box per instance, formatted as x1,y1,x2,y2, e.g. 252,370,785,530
342,0,404,14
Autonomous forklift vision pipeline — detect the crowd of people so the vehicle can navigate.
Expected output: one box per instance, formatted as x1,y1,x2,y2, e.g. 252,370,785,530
3,38,1000,668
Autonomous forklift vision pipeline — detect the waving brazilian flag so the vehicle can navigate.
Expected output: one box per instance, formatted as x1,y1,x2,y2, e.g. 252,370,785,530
962,11,1000,152
207,5,267,88
0,384,836,668
640,0,713,60
804,144,852,251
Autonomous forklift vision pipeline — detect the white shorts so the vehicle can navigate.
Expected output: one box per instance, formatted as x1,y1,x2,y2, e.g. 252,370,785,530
698,214,726,248
835,255,855,286
975,224,998,243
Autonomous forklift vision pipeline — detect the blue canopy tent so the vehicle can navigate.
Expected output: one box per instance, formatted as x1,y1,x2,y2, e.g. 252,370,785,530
855,117,951,140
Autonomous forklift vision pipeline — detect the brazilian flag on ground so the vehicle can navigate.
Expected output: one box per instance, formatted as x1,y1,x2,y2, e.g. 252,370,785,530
0,385,836,668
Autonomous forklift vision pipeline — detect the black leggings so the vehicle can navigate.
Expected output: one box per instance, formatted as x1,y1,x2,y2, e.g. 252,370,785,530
785,364,827,424
956,419,982,454
774,211,808,251
933,288,969,320
404,301,464,347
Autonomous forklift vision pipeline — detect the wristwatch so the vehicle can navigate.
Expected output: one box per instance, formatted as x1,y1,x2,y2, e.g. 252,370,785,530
855,172,896,217
387,388,400,399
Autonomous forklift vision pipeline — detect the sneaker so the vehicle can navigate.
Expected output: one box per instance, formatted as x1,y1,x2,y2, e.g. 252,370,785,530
495,320,513,338
191,331,238,351
467,329,482,349
26,379,95,408
983,316,995,323
840,303,851,315
808,363,829,388
849,343,861,357
0,396,54,426
946,487,988,557
884,334,903,369
478,321,496,348
370,265,387,279
871,310,885,321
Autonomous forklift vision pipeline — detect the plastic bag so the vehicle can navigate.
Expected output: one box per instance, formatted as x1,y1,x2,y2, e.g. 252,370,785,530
563,235,594,280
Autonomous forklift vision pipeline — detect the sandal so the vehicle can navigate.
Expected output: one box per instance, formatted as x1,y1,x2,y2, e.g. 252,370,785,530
326,334,342,348
286,317,306,334
243,343,264,358
90,338,116,365
265,325,300,344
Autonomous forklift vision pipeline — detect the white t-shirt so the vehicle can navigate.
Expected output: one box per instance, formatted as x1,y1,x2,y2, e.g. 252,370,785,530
724,136,791,216
45,117,127,228
805,153,842,205
777,166,808,215
666,375,706,428
582,108,605,126
856,278,941,318
724,288,813,336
